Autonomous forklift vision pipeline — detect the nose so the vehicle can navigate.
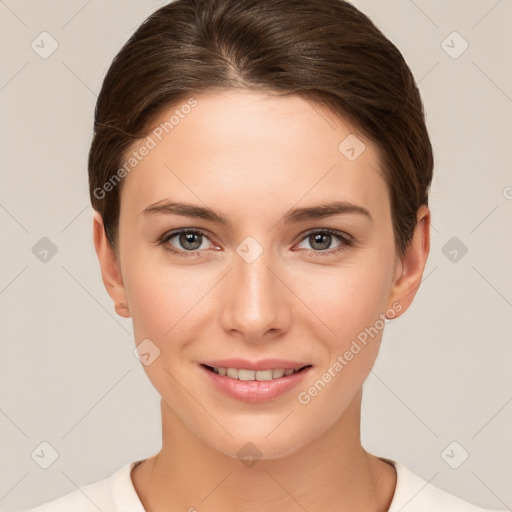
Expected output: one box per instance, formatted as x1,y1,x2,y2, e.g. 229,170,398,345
219,246,292,343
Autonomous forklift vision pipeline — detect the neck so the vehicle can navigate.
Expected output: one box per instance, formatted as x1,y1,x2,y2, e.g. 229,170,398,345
132,389,396,512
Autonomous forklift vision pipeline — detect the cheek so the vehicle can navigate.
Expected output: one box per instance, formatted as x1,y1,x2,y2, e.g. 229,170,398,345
128,268,201,343
125,264,203,397
120,240,194,341
294,266,393,427
304,262,393,346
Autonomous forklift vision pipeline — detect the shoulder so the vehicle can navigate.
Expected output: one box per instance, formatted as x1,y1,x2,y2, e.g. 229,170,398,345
386,458,506,512
26,478,113,512
25,461,143,512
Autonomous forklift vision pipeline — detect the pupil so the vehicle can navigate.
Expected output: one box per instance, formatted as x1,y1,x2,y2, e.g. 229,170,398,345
311,233,331,250
181,232,201,250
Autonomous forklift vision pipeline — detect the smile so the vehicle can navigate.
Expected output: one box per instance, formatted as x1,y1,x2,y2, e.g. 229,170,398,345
203,364,310,381
200,363,313,402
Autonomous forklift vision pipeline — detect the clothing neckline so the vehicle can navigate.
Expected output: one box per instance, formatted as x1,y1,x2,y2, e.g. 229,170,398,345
110,456,403,511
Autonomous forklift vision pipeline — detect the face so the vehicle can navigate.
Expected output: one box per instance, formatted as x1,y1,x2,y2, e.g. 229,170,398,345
95,89,427,460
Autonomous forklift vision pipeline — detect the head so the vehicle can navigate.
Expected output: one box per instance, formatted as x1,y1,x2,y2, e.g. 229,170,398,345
90,0,432,460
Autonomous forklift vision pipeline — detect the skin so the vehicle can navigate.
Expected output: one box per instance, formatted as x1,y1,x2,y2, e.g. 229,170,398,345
93,88,430,512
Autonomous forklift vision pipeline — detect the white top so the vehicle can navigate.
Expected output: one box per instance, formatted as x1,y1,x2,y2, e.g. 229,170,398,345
27,457,504,512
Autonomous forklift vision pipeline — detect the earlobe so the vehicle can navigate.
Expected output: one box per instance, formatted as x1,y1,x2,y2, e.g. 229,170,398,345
386,205,431,317
92,211,131,318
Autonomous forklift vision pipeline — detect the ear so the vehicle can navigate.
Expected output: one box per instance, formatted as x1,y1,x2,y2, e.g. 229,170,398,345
386,205,430,318
92,210,130,318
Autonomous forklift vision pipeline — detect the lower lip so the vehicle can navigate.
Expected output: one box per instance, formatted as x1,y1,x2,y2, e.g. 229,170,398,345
200,365,312,403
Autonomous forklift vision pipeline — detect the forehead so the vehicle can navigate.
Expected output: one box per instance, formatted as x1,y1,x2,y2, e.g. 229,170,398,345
120,89,389,221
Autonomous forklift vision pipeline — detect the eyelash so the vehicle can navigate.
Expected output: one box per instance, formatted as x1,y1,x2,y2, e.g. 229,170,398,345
157,228,355,258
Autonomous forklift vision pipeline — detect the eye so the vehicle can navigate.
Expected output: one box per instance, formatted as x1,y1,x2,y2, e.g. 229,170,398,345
295,229,354,256
157,228,354,258
158,228,217,257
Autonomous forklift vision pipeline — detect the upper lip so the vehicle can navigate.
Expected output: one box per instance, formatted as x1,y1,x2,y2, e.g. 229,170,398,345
201,359,311,371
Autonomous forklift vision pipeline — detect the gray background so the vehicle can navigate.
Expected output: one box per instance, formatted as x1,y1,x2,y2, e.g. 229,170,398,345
1,0,511,510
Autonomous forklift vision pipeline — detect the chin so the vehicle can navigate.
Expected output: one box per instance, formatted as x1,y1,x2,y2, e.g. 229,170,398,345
210,432,307,462
193,415,324,463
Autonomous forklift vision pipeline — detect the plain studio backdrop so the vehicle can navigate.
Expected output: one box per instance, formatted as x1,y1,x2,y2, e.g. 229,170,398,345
0,1,511,510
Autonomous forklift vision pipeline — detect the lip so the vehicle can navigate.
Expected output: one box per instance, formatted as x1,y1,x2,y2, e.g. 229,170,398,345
201,358,310,371
199,362,312,403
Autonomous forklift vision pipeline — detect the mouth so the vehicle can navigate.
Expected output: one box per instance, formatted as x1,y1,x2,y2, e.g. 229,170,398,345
201,364,312,381
199,362,313,403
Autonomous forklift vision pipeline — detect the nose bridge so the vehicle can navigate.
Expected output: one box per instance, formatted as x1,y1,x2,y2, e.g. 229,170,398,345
220,241,288,339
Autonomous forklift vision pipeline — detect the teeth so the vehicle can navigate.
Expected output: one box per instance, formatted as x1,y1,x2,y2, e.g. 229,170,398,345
272,368,284,379
226,367,238,379
211,366,302,381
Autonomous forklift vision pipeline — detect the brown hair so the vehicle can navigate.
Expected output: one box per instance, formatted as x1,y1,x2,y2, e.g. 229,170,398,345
89,0,433,257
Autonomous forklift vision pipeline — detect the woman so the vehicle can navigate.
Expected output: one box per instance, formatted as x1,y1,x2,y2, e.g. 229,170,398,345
28,0,505,510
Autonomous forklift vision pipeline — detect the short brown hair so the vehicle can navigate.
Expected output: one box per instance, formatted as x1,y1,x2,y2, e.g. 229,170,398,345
89,0,433,256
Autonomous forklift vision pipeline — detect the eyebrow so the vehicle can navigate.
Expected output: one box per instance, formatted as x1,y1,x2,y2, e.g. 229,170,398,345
140,200,372,228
